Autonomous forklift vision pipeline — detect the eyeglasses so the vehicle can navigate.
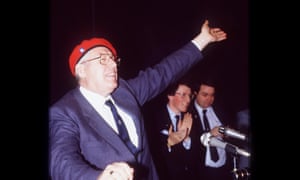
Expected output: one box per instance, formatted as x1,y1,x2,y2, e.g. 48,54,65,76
175,92,193,99
80,54,121,66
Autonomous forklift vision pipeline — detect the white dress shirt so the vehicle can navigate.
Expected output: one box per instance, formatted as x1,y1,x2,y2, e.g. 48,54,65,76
166,105,191,150
79,87,138,147
194,101,226,167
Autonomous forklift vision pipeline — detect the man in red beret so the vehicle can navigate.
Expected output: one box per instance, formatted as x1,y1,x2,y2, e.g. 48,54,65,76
49,20,226,180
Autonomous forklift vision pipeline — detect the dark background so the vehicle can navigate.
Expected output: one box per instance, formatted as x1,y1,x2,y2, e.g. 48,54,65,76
49,0,250,178
50,0,249,115
5,0,284,178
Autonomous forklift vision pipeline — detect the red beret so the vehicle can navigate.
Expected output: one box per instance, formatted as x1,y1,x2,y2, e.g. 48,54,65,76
69,38,117,76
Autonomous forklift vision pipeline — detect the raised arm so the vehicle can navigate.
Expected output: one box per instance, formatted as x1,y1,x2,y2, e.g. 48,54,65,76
192,20,227,51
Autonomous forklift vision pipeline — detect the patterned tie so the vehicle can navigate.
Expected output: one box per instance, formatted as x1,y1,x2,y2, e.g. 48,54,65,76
105,100,138,155
203,109,219,162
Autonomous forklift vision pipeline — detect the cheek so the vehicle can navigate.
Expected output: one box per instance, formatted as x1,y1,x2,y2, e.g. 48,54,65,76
174,98,182,104
179,100,188,108
197,98,209,106
208,97,214,103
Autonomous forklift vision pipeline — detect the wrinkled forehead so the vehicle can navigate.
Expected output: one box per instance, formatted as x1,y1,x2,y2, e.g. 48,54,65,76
79,46,113,62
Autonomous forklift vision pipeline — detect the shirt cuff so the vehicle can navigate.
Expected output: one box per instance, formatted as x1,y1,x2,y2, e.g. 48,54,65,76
191,40,202,51
182,136,191,150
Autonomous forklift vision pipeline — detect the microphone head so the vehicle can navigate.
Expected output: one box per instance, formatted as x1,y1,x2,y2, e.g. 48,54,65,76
236,148,251,157
200,132,211,147
219,126,247,141
201,132,251,157
209,136,227,149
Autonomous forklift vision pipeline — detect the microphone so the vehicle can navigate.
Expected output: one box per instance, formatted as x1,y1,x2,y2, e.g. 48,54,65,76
218,126,247,141
200,132,250,157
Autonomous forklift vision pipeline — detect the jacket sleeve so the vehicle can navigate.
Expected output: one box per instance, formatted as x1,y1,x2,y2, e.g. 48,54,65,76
127,42,203,106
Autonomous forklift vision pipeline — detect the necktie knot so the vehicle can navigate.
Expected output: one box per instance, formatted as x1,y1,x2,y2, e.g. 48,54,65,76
105,99,114,108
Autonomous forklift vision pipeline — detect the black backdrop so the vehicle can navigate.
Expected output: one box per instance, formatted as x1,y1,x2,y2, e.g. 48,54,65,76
50,0,249,115
2,0,251,179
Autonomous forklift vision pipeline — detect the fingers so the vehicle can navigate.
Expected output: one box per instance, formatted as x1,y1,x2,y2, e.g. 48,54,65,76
204,19,209,25
168,124,173,134
210,28,227,41
99,162,134,180
180,113,192,130
175,129,188,141
169,130,186,144
183,112,191,119
211,126,223,137
177,118,183,129
185,128,189,138
202,19,209,29
210,28,221,33
210,28,226,36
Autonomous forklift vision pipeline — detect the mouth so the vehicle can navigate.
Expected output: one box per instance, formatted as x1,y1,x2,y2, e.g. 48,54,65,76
105,72,117,81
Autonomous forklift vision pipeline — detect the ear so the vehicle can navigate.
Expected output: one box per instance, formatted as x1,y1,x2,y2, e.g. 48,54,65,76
75,64,86,78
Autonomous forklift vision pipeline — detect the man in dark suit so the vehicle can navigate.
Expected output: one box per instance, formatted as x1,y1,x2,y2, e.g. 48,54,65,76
148,80,202,180
49,20,227,180
189,79,234,180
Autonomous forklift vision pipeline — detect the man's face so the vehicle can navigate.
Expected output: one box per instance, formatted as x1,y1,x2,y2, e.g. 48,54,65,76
195,84,215,108
75,46,119,96
168,84,192,113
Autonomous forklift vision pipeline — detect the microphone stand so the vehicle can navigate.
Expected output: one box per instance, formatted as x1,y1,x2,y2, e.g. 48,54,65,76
231,154,250,180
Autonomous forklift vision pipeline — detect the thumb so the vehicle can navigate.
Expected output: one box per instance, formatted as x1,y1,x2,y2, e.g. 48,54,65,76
202,19,209,29
185,128,189,138
168,124,173,133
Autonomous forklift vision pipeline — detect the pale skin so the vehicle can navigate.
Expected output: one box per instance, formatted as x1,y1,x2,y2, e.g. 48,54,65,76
74,20,227,180
167,84,193,146
167,113,193,146
97,162,134,180
194,84,224,137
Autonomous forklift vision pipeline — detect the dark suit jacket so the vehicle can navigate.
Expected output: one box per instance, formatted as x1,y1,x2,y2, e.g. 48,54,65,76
49,42,203,180
189,103,234,180
149,106,202,180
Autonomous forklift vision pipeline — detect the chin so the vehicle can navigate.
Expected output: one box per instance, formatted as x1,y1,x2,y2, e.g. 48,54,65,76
110,82,118,89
